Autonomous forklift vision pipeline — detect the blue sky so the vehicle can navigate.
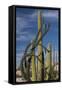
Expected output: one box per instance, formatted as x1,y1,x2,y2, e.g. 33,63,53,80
16,8,59,67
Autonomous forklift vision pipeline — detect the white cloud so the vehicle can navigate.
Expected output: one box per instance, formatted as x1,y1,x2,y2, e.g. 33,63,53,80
30,10,37,19
42,11,58,18
16,17,28,31
16,52,23,58
16,33,33,42
16,48,24,52
16,17,35,35
16,11,37,42
16,35,27,41
16,52,24,65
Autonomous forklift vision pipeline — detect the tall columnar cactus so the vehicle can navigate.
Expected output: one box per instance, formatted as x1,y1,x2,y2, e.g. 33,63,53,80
31,45,36,81
37,10,43,81
45,43,52,80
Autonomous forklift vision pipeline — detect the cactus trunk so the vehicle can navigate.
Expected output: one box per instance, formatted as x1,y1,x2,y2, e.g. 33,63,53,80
37,11,43,81
45,43,52,80
31,50,36,81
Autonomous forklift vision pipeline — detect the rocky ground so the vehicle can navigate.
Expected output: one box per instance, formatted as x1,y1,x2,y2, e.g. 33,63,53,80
16,69,27,82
